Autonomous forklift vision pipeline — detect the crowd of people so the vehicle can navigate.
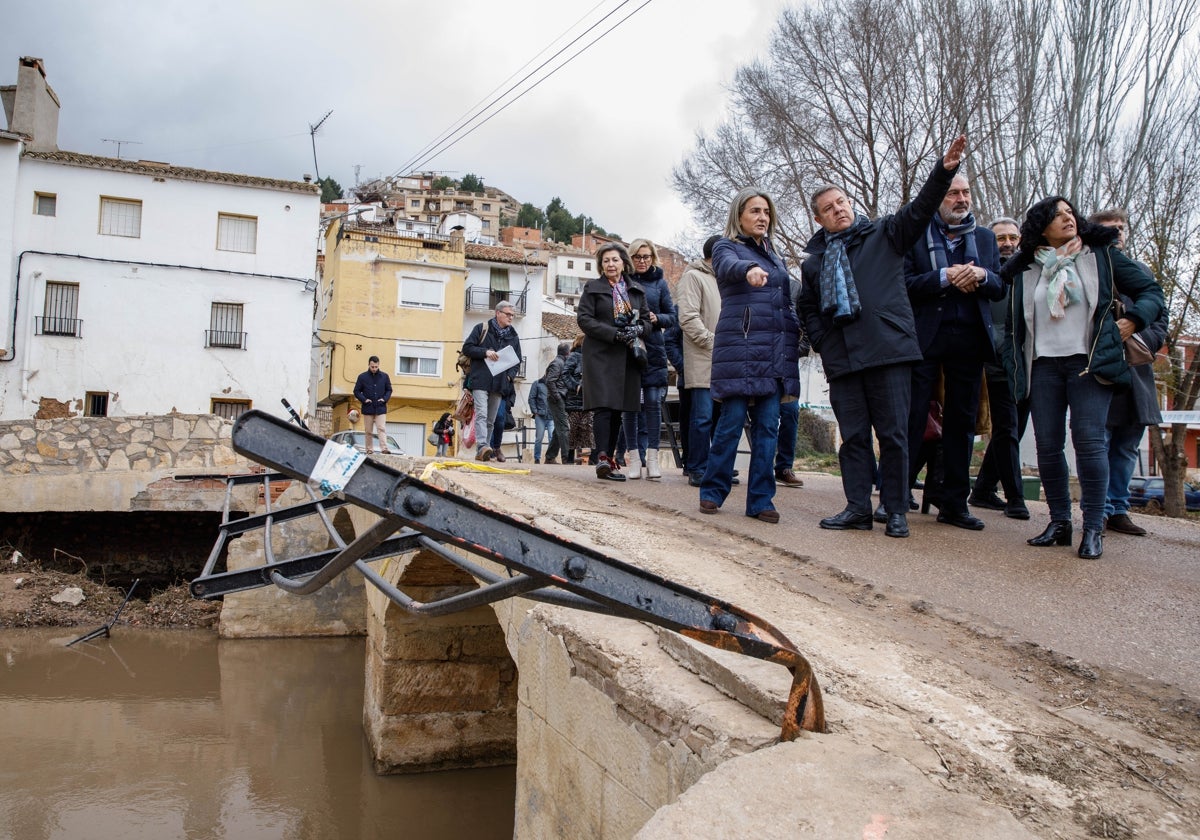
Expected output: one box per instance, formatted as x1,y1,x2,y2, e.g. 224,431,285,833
542,133,1165,561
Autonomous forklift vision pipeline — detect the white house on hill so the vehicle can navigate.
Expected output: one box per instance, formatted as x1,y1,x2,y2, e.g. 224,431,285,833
0,57,320,422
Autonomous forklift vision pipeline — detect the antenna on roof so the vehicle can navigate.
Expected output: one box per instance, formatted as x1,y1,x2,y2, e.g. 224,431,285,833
101,138,142,160
309,109,333,182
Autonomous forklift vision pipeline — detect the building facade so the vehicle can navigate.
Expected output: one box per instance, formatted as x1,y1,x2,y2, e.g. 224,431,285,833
316,220,468,455
0,58,319,423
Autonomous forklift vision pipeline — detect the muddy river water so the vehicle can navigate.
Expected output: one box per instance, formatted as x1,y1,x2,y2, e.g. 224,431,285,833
0,629,515,840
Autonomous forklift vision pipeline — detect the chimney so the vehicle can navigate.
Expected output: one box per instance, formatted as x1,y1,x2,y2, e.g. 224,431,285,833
4,57,60,151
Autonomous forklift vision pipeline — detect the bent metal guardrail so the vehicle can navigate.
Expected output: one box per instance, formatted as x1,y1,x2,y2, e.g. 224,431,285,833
191,410,825,739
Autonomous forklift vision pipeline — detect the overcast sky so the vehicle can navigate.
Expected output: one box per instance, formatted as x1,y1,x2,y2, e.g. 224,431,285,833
4,0,791,251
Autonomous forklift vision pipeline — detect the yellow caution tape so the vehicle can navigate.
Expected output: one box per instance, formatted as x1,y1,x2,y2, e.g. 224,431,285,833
419,459,531,481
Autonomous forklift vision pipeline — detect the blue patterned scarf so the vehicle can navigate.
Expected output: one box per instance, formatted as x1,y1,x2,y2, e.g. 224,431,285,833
819,214,869,325
926,213,979,271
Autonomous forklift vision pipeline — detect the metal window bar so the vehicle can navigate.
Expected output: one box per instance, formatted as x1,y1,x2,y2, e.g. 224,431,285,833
35,316,83,337
465,286,527,314
190,411,825,740
208,302,246,348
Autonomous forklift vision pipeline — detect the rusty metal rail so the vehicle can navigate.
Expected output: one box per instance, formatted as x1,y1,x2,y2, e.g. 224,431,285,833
192,410,825,739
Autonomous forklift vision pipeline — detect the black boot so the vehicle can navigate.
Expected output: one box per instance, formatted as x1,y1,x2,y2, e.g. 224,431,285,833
1027,520,1072,547
1078,528,1103,559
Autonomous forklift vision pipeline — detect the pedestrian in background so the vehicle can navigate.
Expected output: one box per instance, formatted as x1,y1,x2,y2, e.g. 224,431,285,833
622,238,677,480
353,355,393,455
529,373,553,464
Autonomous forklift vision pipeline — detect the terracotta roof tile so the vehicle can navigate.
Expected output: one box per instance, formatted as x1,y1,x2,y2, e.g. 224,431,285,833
464,241,547,266
21,150,319,194
542,312,582,340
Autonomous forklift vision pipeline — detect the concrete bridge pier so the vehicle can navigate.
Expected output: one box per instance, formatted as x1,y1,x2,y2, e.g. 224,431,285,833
363,547,518,774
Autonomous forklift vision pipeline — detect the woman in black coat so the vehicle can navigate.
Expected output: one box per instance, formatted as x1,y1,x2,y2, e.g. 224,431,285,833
577,242,652,480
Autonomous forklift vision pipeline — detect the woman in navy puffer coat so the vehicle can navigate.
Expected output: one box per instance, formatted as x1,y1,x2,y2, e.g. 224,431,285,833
621,238,677,479
699,188,801,524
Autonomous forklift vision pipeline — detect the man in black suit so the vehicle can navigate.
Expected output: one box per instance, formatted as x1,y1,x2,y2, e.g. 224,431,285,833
902,175,1004,530
798,135,966,539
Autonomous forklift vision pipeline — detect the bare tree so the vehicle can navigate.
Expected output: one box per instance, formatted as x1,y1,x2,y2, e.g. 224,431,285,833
674,0,1200,514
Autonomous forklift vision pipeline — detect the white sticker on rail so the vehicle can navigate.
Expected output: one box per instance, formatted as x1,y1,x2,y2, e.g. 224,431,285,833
310,440,365,497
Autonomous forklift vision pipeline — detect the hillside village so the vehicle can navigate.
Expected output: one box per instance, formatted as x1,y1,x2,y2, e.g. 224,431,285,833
0,55,708,455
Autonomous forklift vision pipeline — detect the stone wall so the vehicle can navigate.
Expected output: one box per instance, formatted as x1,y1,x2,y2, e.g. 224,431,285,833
0,414,250,513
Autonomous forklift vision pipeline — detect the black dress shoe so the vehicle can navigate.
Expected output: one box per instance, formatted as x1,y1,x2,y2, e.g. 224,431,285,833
908,493,919,511
1028,520,1072,547
936,510,985,530
1004,501,1031,520
1078,527,1103,559
819,509,873,531
873,503,888,523
968,490,1007,511
885,513,909,538
688,472,702,487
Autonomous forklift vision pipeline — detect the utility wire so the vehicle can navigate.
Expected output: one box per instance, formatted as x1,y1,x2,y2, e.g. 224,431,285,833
390,0,613,179
391,0,656,178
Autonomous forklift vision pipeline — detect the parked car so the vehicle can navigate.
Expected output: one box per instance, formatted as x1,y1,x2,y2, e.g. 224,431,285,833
1127,476,1200,512
329,430,403,455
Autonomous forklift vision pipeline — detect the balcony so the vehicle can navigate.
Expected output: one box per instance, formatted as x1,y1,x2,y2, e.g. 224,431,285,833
205,330,248,349
35,316,83,338
464,287,528,315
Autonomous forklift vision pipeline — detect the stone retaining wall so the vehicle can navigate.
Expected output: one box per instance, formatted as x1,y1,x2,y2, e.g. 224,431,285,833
0,414,252,512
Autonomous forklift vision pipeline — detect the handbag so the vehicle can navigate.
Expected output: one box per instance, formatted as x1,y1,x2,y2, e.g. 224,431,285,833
1113,295,1155,366
427,433,439,446
923,400,943,443
452,390,474,423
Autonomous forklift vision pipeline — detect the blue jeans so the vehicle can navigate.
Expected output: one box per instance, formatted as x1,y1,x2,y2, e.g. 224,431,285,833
700,384,782,516
776,399,799,473
686,388,714,476
1028,356,1113,530
622,385,664,465
1105,424,1145,517
533,415,554,460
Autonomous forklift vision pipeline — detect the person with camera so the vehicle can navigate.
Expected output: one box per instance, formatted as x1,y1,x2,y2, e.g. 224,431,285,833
577,242,652,481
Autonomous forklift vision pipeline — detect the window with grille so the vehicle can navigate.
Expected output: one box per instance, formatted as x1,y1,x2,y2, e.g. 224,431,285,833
35,193,56,216
85,392,109,417
37,282,81,337
99,197,142,237
211,399,251,420
396,343,440,377
567,260,574,270
207,302,246,349
399,277,443,310
217,213,258,253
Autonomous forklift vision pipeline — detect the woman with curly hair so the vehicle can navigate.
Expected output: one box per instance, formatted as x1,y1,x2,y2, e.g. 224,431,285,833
1002,196,1163,559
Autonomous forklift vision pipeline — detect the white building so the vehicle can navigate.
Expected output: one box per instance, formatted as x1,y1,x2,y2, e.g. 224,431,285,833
0,57,320,422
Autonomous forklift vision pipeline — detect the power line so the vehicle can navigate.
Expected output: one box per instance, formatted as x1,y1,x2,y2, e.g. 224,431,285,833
391,0,656,179
390,0,614,180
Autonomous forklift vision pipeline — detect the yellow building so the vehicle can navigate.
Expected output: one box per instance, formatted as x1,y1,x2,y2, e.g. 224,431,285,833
316,219,467,454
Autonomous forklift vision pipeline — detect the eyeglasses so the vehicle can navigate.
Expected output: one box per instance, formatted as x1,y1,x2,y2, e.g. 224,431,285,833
498,309,514,317
632,254,653,262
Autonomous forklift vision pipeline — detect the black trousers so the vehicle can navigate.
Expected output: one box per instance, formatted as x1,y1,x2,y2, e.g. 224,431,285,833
974,362,1030,502
591,408,623,458
907,329,985,515
829,364,912,515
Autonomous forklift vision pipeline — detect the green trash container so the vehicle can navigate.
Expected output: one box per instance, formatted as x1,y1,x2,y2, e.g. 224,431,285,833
1022,476,1041,502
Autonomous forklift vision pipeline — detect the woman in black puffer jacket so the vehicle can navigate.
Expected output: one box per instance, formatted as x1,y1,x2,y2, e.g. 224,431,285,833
621,239,677,479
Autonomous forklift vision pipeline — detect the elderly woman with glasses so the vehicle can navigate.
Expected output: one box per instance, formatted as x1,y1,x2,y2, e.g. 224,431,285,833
577,242,653,480
1002,196,1163,559
619,238,677,480
699,188,803,523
